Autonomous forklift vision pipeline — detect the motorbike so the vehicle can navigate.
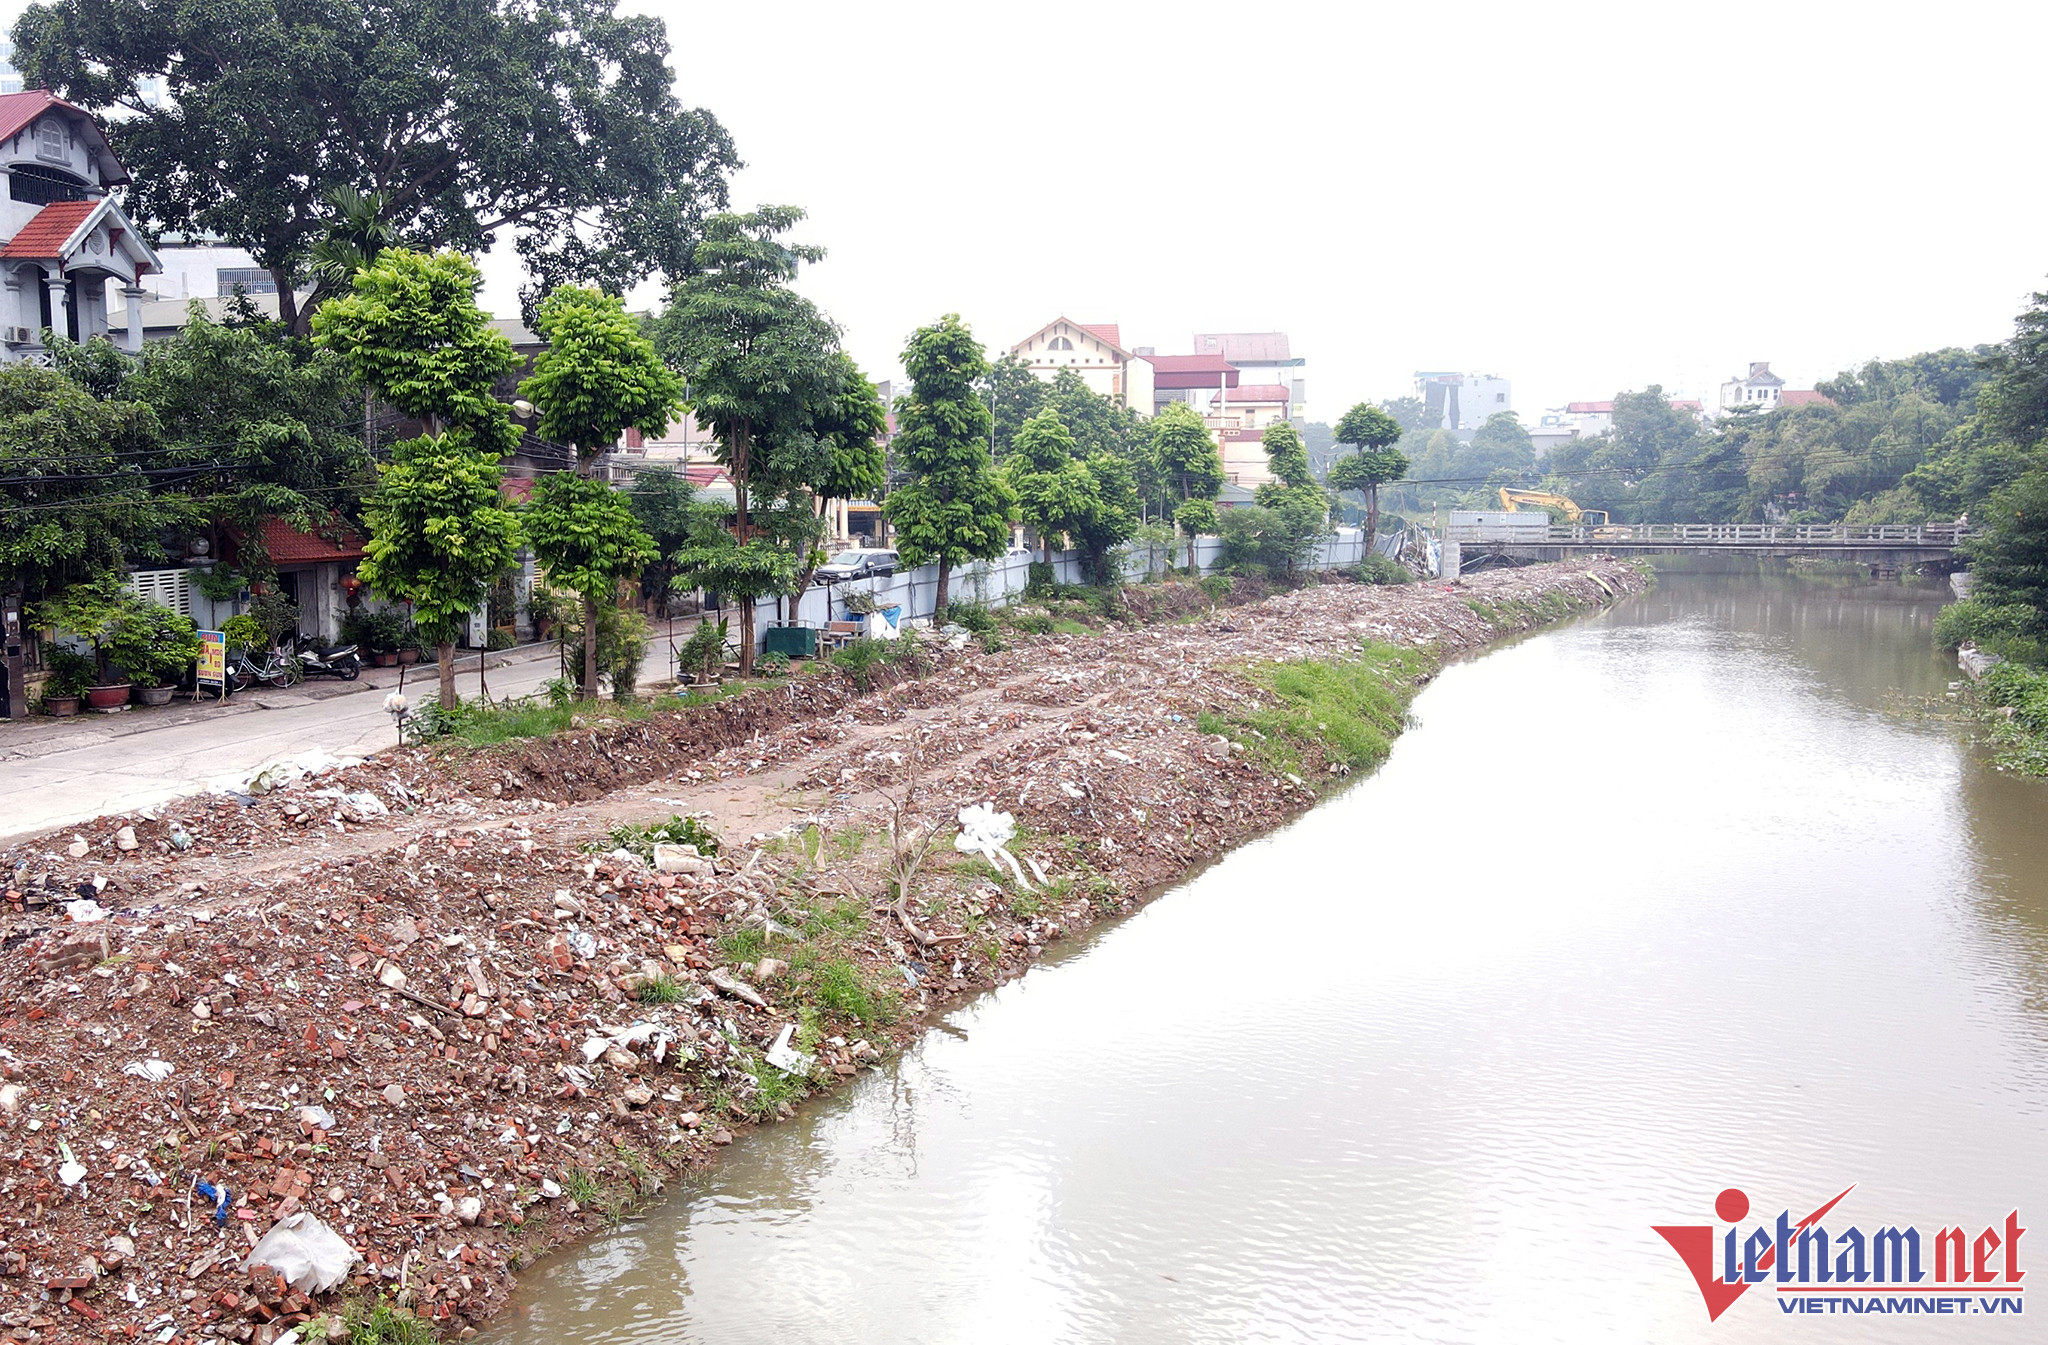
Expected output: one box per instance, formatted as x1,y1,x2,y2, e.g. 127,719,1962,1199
292,639,363,681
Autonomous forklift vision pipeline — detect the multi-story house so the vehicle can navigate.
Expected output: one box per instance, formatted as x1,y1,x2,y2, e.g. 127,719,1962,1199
0,90,160,358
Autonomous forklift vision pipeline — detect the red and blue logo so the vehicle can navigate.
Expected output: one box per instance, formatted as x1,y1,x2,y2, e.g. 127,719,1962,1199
1656,1186,2025,1320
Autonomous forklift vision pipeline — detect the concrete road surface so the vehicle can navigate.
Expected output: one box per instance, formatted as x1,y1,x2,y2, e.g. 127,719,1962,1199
0,628,699,842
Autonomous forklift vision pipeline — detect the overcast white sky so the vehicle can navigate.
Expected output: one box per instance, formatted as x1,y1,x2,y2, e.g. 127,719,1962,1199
479,0,2041,421
12,0,2046,420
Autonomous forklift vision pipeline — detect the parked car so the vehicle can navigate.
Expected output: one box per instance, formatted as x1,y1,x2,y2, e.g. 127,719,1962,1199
814,548,898,583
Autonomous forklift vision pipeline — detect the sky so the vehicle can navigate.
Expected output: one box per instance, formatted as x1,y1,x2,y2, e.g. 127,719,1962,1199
10,0,2048,422
483,0,2039,422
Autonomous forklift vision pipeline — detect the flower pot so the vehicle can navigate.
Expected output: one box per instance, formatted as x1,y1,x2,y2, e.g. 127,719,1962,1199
397,649,420,666
87,684,133,710
136,684,175,707
373,651,399,668
44,696,81,717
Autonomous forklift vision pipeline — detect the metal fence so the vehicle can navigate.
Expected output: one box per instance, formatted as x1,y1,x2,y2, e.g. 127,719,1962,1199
741,528,1376,651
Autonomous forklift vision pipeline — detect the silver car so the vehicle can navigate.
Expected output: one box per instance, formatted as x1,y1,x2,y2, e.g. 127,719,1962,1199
814,548,898,582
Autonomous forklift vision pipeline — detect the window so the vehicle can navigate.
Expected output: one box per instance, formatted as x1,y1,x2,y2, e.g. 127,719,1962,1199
1496,392,1506,403
127,569,193,617
1048,336,1073,351
8,164,88,206
216,268,278,296
34,119,65,161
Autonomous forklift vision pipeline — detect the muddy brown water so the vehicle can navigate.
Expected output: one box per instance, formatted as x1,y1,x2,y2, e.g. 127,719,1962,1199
486,562,2048,1343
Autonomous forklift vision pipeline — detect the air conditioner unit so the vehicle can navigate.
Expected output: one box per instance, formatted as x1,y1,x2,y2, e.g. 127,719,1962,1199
1,327,30,345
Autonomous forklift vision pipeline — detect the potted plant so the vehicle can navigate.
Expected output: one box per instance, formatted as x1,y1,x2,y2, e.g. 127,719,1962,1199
122,603,200,706
39,645,93,716
396,619,422,665
35,577,142,710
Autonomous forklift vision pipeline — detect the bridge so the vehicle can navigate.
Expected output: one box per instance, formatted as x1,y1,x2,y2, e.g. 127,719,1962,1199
1438,522,1969,578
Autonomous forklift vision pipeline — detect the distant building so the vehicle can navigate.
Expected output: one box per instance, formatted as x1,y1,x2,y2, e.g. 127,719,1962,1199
1217,429,1275,490
1205,383,1293,436
1415,371,1511,436
1007,317,1154,413
1778,389,1835,409
1719,361,1785,413
1137,352,1238,416
1191,331,1305,419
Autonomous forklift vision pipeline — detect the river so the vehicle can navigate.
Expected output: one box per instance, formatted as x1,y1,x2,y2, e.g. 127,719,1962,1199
487,562,2048,1343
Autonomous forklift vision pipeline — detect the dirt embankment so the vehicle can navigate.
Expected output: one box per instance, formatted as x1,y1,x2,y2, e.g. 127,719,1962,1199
0,560,1647,1343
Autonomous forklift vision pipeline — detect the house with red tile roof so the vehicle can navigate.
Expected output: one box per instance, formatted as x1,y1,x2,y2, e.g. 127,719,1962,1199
1006,317,1155,413
0,90,161,357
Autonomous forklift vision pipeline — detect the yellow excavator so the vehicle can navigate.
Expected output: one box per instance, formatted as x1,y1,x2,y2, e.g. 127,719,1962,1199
1498,487,1610,527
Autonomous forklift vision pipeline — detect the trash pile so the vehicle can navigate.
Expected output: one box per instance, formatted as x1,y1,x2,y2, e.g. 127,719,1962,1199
0,559,1647,1341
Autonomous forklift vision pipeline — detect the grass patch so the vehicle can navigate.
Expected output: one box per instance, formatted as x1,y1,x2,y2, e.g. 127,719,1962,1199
799,897,868,939
1980,661,2048,775
1051,618,1094,637
1007,889,1042,919
636,973,685,1004
803,953,897,1025
404,696,654,747
561,1167,602,1205
1208,640,1430,778
830,826,869,861
718,928,767,963
338,1301,435,1345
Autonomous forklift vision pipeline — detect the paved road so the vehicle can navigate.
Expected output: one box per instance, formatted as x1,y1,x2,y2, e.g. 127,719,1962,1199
0,627,701,842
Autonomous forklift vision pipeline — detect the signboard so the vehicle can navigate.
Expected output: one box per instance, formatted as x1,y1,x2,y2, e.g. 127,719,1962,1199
197,630,227,687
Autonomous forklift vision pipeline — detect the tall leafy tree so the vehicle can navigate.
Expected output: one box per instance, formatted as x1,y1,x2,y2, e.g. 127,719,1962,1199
1330,402,1408,539
1004,410,1095,563
356,436,522,707
1151,402,1224,571
312,250,520,453
1254,423,1330,576
315,250,520,704
0,364,167,604
627,467,709,612
982,354,1048,461
651,207,849,671
886,315,1015,609
1074,451,1141,583
522,474,654,697
517,284,680,695
1258,422,1315,491
13,0,739,331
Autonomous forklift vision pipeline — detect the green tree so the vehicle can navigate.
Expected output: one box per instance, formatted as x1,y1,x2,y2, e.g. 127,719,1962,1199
1258,421,1315,490
1330,403,1407,538
651,207,852,670
885,315,1015,609
1466,411,1537,480
1151,403,1224,571
13,0,739,332
1004,410,1096,563
119,310,371,545
982,355,1048,461
356,436,522,707
1074,451,1141,583
1965,468,2048,626
0,363,168,604
627,468,711,611
312,250,520,454
522,474,655,698
518,284,682,694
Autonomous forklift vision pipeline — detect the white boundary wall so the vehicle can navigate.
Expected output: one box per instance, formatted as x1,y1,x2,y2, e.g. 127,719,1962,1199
736,528,1374,652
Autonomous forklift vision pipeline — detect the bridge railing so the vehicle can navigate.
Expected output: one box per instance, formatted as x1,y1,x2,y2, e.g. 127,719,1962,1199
1516,523,1971,546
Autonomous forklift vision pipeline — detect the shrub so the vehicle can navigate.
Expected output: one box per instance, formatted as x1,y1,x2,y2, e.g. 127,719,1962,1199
1934,599,2044,663
566,603,651,700
40,644,94,698
486,626,515,651
222,613,266,653
119,602,201,688
1199,574,1233,602
831,637,886,691
936,600,996,633
607,813,721,858
1354,554,1413,586
676,617,728,684
1025,560,1056,595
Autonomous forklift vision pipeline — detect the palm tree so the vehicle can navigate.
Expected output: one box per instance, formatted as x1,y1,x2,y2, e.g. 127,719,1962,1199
308,187,395,452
